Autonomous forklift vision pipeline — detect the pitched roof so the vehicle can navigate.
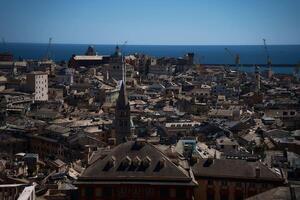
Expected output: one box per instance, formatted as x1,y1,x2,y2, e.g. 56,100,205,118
77,141,196,186
116,81,129,109
246,186,300,200
192,159,283,182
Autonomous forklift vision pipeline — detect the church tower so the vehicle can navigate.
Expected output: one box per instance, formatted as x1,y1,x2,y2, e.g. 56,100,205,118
115,81,131,144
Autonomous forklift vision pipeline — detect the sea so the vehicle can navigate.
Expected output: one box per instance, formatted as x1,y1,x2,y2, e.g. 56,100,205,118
1,43,300,74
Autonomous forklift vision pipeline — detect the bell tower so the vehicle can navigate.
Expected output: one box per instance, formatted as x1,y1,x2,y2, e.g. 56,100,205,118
115,81,131,144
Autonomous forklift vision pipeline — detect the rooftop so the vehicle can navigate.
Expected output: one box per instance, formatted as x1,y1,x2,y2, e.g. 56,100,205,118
77,140,196,186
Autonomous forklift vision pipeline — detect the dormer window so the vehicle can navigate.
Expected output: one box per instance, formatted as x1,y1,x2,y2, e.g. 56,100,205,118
142,156,151,168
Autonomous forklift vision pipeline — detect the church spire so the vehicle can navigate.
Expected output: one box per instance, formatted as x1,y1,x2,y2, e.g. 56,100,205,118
115,79,131,144
116,81,128,109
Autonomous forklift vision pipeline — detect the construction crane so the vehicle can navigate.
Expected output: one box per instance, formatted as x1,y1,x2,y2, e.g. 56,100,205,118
225,48,240,67
44,37,52,60
225,48,241,98
1,37,6,48
194,54,205,65
190,54,204,72
1,37,8,52
263,38,272,78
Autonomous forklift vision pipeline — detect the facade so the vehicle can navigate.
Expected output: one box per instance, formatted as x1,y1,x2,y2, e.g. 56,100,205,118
17,185,36,200
104,45,124,81
76,140,197,200
192,159,284,200
114,81,132,144
26,71,48,101
165,122,201,136
0,184,26,200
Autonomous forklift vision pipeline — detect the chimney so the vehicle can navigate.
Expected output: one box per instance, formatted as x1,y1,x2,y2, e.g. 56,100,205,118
255,166,260,178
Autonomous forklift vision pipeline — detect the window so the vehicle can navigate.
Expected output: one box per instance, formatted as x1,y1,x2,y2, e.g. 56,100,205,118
176,188,186,198
221,180,228,186
170,188,176,198
283,111,288,116
235,182,242,187
249,182,256,188
208,179,213,185
85,187,93,200
95,188,102,197
207,188,214,200
103,187,112,197
160,188,169,198
290,111,296,116
80,188,85,197
235,190,243,200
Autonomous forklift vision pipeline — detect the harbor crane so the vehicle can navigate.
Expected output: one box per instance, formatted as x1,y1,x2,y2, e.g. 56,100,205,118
1,37,6,47
44,37,52,60
225,48,241,98
1,37,8,52
263,38,272,78
225,48,240,67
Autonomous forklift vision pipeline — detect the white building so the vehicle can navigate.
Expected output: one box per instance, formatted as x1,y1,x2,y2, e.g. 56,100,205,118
17,185,36,200
26,71,48,101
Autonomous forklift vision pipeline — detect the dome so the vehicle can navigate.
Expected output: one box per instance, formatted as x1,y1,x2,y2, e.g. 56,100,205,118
85,45,97,56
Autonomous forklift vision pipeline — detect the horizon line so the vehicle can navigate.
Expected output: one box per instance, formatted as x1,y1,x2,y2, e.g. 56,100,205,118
4,42,300,46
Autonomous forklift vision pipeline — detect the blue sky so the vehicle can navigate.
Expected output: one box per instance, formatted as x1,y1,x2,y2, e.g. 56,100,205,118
1,0,299,45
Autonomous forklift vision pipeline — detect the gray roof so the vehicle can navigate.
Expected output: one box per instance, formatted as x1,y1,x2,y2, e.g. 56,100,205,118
77,141,196,186
246,186,300,200
192,159,284,182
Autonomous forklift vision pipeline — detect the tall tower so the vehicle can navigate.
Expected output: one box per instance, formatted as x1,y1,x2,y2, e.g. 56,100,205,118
115,81,131,144
255,66,261,93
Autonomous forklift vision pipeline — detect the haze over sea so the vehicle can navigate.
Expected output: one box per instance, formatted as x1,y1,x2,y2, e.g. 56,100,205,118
2,43,300,74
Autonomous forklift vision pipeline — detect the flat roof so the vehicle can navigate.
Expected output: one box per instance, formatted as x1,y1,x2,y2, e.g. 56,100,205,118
73,55,105,60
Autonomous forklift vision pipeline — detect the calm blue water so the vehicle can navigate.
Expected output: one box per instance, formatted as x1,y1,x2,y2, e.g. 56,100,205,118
1,43,300,74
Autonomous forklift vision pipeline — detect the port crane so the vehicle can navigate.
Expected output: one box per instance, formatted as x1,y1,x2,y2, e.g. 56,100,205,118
263,38,272,79
1,37,6,48
194,54,205,65
225,48,241,98
1,37,8,52
225,48,240,68
44,37,52,60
